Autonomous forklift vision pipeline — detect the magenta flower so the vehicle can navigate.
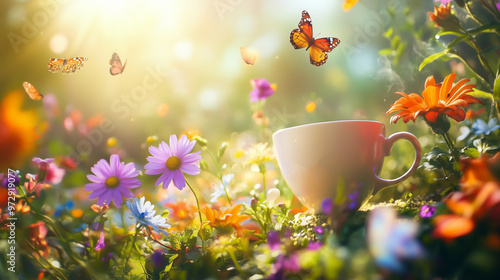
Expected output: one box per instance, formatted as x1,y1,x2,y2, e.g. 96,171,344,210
249,79,277,102
144,135,201,190
321,197,332,215
420,205,436,218
85,154,141,208
32,157,54,171
95,231,106,251
434,0,452,4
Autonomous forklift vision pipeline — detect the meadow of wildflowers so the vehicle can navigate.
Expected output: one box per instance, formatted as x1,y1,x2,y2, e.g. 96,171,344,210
1,0,500,279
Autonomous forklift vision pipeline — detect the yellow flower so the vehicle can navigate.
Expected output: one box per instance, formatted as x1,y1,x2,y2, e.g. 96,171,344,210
201,204,250,235
0,91,38,169
246,143,274,166
342,0,359,12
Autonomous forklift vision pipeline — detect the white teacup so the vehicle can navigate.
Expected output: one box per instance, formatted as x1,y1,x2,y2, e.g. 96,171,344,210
273,120,421,212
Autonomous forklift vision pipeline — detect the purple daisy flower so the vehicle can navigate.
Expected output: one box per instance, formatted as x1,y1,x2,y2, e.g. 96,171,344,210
85,154,141,208
249,79,276,102
144,134,201,190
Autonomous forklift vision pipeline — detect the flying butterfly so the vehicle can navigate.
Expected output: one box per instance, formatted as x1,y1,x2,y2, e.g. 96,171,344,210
23,81,43,101
48,57,88,74
240,47,258,65
290,10,340,66
109,52,127,75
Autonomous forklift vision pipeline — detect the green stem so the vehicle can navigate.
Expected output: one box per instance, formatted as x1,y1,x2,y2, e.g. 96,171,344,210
123,225,140,270
185,179,203,225
27,243,68,280
227,249,246,278
185,179,207,252
223,184,233,207
261,171,267,201
442,132,461,163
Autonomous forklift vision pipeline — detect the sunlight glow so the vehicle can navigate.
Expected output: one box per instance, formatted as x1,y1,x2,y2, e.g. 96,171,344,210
174,41,194,60
49,33,68,53
198,89,220,111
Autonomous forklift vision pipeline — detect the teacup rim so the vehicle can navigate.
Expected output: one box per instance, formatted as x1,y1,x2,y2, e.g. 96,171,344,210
273,120,383,136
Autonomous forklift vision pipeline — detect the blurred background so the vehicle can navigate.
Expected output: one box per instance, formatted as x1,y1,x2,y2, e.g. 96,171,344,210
1,0,454,199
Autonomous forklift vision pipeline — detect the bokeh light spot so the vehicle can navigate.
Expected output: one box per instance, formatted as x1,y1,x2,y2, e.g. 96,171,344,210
49,33,68,54
174,41,193,60
198,89,219,111
157,103,169,117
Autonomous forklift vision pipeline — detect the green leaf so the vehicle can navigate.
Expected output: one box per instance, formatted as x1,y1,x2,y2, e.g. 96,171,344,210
494,74,500,99
217,142,228,159
437,30,467,37
469,88,494,101
391,35,401,49
384,28,393,39
463,147,480,158
419,51,447,71
378,49,394,56
160,254,178,276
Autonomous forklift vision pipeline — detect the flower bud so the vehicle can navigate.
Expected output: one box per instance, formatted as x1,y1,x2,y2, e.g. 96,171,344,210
278,203,287,214
251,198,258,211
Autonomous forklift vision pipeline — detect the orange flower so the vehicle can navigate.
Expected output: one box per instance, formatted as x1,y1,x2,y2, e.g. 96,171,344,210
165,201,198,230
28,221,50,258
433,214,474,239
0,91,39,169
428,4,462,31
201,204,250,235
460,153,500,194
387,73,479,124
434,153,500,239
342,0,359,12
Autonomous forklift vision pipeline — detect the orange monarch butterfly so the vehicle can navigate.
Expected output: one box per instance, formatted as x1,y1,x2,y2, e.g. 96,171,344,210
23,81,43,101
48,57,88,74
109,52,127,75
290,10,340,66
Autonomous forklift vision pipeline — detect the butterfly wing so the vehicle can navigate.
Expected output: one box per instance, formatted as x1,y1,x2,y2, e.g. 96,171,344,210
290,10,313,49
109,52,125,75
61,57,87,74
308,37,340,66
48,58,66,73
240,47,258,65
23,81,43,101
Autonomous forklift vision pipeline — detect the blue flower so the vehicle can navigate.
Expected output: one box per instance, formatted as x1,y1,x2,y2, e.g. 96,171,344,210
126,196,171,235
54,201,75,218
367,207,423,273
472,119,500,136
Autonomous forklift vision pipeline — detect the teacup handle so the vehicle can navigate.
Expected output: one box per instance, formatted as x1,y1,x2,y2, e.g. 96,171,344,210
374,132,422,192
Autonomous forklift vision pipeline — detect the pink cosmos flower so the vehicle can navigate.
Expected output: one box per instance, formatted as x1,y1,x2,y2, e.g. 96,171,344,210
144,135,201,190
435,0,452,4
249,79,277,102
85,154,141,208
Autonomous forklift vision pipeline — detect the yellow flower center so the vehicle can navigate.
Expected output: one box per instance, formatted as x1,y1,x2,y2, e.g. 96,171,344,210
105,176,120,189
166,156,181,170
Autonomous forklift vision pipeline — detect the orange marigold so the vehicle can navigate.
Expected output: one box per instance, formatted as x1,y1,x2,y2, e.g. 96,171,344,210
428,4,462,32
387,73,479,125
0,91,39,169
201,204,250,235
